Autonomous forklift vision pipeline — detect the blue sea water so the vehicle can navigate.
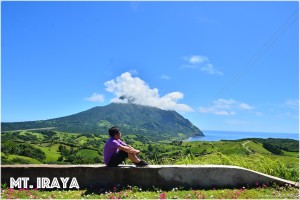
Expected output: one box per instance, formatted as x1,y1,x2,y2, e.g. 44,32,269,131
185,130,299,142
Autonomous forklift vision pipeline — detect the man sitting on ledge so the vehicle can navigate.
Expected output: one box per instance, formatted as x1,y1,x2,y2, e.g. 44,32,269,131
104,126,149,167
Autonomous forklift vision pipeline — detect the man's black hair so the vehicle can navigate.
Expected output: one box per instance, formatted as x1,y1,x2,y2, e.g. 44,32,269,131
108,126,120,137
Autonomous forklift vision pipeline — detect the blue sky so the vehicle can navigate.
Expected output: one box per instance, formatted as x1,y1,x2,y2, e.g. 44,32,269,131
2,1,299,133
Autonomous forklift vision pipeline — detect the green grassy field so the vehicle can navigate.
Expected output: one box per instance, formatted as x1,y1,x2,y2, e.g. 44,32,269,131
282,150,299,157
19,131,46,140
1,130,299,199
1,130,299,182
34,144,61,162
5,154,42,164
243,141,271,154
75,136,88,145
1,183,298,199
76,149,99,160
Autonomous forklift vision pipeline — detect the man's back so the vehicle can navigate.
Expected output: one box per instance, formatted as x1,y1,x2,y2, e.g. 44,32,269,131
104,137,126,165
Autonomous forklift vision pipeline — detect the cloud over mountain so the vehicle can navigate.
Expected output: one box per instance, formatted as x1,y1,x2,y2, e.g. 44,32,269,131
104,72,193,112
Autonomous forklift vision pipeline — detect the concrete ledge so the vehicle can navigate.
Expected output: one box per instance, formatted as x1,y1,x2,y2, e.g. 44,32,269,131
1,165,298,190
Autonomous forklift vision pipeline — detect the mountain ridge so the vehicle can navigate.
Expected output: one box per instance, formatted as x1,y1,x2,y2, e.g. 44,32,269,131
1,103,203,140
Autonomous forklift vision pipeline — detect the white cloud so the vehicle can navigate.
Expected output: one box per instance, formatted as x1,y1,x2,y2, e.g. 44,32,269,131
239,103,254,110
160,75,170,80
104,72,193,112
285,99,299,109
182,55,223,75
281,99,299,119
85,93,105,103
199,98,254,115
188,55,208,64
201,64,223,75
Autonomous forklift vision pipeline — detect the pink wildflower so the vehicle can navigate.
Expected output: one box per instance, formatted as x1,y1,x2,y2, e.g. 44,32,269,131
160,193,166,199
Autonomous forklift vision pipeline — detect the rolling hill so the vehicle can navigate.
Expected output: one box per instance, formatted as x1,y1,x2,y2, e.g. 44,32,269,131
1,103,203,140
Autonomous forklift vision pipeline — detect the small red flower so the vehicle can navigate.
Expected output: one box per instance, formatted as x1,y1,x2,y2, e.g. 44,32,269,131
160,193,166,199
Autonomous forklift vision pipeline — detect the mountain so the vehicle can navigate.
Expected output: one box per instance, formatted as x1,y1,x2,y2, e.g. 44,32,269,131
1,103,203,140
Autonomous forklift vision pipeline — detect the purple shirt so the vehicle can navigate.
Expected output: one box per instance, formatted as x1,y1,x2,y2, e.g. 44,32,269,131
104,137,127,165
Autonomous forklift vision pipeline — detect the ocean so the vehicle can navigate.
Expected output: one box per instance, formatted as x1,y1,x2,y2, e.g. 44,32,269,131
185,130,299,142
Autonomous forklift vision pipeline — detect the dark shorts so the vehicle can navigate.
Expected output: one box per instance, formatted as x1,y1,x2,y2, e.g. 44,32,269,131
107,150,128,167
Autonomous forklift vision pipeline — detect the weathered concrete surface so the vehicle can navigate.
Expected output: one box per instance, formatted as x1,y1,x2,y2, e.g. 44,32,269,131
1,164,298,190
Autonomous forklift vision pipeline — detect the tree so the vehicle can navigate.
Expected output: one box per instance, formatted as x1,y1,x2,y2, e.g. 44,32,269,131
148,144,153,152
57,156,64,162
263,143,283,155
184,148,191,154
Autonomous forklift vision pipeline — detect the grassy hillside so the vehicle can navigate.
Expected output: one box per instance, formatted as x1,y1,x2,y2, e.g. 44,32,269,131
33,144,61,162
1,130,299,181
2,154,42,164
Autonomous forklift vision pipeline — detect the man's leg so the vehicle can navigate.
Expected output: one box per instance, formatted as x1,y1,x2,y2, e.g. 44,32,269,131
127,152,148,166
127,153,140,164
107,150,128,167
108,150,147,166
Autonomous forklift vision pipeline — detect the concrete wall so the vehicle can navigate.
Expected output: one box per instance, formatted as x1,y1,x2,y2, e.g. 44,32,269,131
1,164,298,190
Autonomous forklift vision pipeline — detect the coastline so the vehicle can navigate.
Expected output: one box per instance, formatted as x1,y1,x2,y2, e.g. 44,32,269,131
185,130,299,142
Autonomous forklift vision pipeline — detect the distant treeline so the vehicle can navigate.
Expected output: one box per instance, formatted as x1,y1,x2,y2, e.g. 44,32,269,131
238,138,299,152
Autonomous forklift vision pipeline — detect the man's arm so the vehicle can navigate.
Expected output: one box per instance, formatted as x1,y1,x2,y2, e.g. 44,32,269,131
118,145,140,154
